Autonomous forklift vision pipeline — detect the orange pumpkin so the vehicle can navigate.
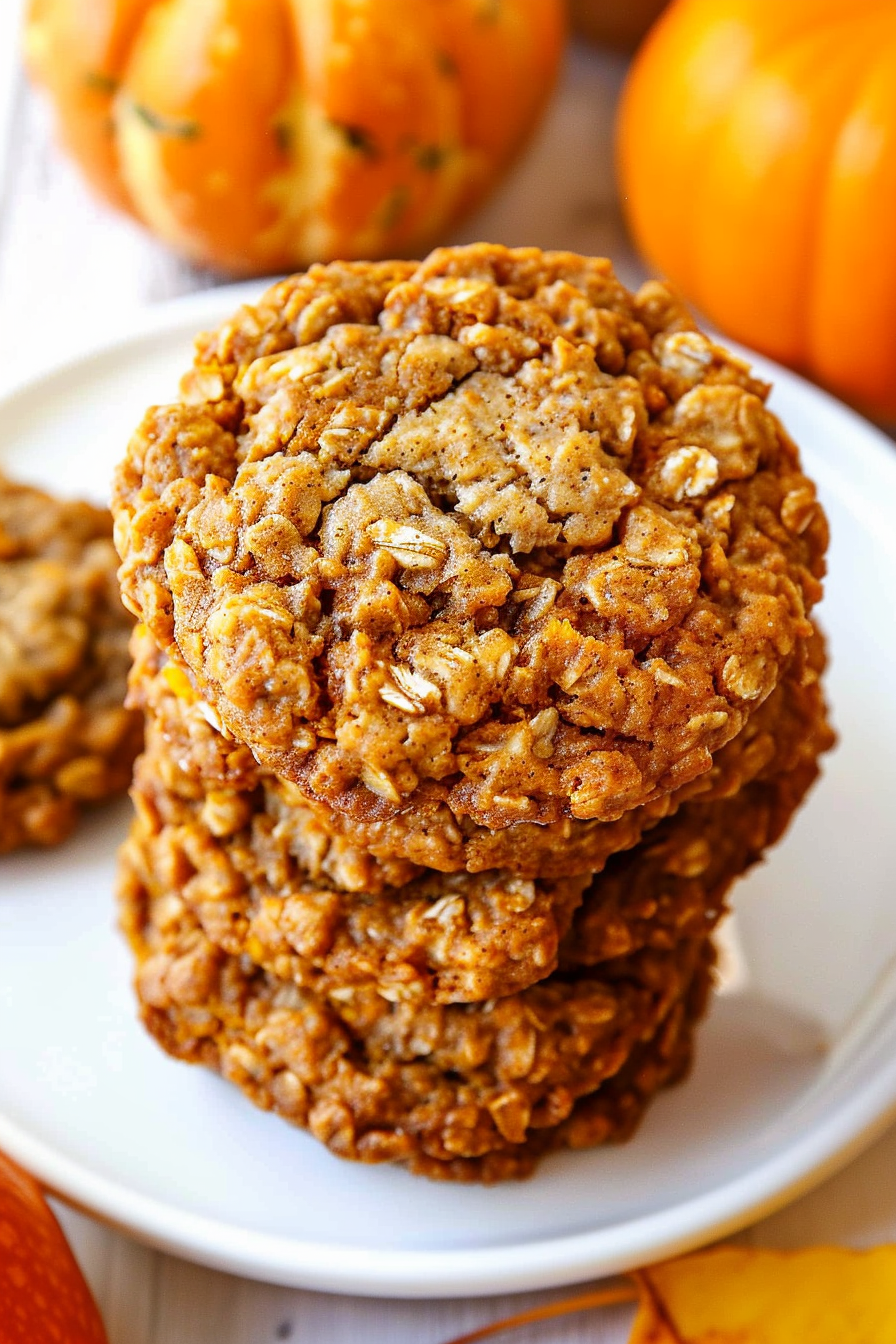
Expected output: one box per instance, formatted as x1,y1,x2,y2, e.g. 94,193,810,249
25,0,565,275
618,0,896,418
0,1148,107,1344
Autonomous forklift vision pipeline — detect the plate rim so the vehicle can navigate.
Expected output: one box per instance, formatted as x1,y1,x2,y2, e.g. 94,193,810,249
2,286,896,1299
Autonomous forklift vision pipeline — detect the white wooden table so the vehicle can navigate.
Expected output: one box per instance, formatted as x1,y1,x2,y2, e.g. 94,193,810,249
2,12,895,1342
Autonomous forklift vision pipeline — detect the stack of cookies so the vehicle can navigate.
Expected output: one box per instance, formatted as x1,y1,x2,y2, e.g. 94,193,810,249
0,473,141,854
112,245,832,1181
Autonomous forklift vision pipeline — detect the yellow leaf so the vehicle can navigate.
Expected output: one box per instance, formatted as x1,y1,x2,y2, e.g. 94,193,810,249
630,1245,896,1343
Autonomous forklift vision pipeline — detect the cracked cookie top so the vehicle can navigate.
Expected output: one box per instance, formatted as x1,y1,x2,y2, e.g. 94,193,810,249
114,245,827,831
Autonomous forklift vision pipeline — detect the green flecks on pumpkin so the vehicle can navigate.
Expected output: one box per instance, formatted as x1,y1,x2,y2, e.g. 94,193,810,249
416,144,447,172
331,122,379,158
380,185,410,232
478,0,502,22
84,71,120,95
127,101,201,139
435,50,459,78
273,121,292,154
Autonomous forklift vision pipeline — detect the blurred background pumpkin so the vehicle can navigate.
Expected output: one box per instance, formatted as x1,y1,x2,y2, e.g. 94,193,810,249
569,0,666,51
24,0,565,276
618,0,896,418
0,1147,107,1344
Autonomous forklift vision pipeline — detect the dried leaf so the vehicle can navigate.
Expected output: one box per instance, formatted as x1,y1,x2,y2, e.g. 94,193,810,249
440,1245,896,1344
630,1245,896,1342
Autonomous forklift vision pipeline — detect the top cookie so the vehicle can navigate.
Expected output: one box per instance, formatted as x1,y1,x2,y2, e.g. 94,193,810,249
114,245,827,831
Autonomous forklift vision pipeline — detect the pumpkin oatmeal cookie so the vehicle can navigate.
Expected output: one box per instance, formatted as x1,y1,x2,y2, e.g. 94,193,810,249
127,619,831,881
264,627,831,876
0,474,142,853
113,246,827,841
125,726,588,1006
561,712,830,972
119,856,714,1180
121,626,831,1006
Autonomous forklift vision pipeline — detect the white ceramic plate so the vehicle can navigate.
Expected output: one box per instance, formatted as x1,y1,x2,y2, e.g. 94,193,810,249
1,288,895,1300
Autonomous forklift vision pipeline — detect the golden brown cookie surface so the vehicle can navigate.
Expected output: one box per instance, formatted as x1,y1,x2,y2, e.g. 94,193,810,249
119,856,713,1180
126,728,587,1006
117,626,831,1178
122,625,831,1006
114,246,827,836
0,474,142,853
127,619,831,881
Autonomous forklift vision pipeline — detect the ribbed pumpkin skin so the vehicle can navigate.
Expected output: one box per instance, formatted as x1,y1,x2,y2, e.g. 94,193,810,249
25,0,565,275
618,0,896,418
0,1148,107,1344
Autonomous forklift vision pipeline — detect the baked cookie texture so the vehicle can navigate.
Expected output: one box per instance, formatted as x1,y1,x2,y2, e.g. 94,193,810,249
118,620,831,1177
124,624,830,1007
113,245,827,842
113,245,833,1180
127,615,829,883
120,687,824,1180
121,866,714,1181
0,474,142,853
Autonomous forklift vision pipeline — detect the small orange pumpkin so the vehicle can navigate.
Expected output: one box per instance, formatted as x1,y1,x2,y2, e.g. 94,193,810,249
0,1148,107,1344
25,0,565,275
618,0,896,417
